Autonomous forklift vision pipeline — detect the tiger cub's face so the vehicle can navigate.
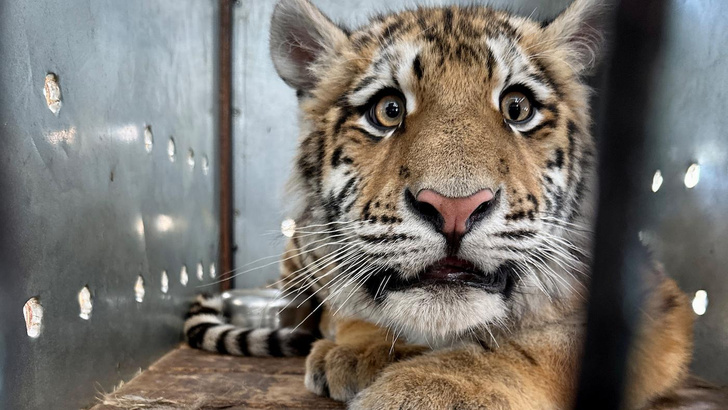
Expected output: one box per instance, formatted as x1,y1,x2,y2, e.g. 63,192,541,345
270,0,603,345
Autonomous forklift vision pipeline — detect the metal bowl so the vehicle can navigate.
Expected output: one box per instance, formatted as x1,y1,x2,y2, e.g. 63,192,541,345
221,289,316,331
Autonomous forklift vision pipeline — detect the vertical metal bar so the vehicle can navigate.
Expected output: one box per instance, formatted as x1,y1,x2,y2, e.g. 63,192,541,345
219,0,235,291
574,0,668,408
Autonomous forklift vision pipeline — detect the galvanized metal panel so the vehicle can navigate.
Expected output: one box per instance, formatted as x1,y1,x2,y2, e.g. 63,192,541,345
0,1,220,409
637,0,728,383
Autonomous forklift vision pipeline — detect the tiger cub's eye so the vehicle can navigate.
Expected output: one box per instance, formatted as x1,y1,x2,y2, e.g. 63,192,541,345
500,91,533,123
368,95,405,129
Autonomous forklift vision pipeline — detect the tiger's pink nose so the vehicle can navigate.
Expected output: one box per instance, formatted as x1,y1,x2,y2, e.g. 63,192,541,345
415,189,496,236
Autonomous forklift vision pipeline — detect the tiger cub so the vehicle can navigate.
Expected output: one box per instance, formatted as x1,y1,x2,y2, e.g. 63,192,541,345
185,0,694,408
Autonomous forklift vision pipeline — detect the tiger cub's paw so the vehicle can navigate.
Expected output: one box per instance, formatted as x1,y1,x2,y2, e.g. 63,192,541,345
304,339,427,402
349,364,495,410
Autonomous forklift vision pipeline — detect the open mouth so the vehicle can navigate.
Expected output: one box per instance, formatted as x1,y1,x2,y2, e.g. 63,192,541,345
384,257,512,294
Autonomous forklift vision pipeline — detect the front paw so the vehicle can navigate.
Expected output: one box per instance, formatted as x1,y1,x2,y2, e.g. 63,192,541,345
349,365,503,410
305,339,426,402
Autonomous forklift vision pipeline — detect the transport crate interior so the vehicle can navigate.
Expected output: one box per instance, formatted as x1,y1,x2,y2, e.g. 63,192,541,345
1,0,727,409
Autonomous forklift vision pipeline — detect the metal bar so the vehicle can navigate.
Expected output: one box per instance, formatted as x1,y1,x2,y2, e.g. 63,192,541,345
219,0,235,291
574,0,669,408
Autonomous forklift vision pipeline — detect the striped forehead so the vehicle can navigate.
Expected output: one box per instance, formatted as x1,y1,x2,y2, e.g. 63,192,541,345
487,36,555,107
346,24,555,115
347,42,421,115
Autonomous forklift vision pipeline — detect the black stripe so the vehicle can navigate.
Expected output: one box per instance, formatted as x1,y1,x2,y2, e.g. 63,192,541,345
521,119,557,139
413,54,423,80
315,133,325,195
495,230,536,240
185,306,221,318
331,146,343,167
186,323,217,349
546,148,565,169
236,329,254,356
216,329,233,354
443,8,453,33
532,59,563,98
359,233,411,243
333,107,353,135
352,76,377,94
485,47,495,80
566,120,578,184
347,125,382,142
267,330,284,357
382,19,405,40
287,330,317,356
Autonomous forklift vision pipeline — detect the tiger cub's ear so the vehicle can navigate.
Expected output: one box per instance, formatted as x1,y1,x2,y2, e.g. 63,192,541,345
269,0,348,91
543,0,610,75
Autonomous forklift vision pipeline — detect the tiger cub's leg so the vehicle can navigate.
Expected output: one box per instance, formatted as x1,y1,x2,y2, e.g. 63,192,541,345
283,238,428,401
305,319,428,402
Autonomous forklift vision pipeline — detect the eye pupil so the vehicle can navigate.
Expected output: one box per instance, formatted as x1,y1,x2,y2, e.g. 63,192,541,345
508,102,521,121
385,101,400,119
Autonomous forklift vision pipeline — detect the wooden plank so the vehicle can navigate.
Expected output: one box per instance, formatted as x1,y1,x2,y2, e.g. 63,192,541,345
93,346,344,409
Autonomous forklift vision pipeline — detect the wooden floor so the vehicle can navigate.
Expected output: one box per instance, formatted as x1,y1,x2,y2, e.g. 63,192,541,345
93,345,344,409
91,345,728,409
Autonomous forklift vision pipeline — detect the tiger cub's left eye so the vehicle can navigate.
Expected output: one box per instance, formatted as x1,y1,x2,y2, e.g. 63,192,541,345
500,91,533,123
368,95,405,129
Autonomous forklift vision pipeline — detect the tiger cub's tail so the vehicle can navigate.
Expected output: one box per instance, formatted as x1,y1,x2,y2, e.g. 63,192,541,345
184,294,317,357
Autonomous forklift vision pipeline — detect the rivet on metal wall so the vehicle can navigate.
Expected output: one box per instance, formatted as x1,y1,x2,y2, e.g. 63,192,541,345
23,297,43,338
202,155,210,175
43,73,62,115
684,163,700,188
168,137,176,162
134,276,145,303
209,263,217,279
651,170,663,193
692,290,709,315
180,265,189,286
281,218,296,238
144,126,154,153
196,262,205,281
195,263,204,281
135,217,145,239
161,271,169,294
187,149,196,168
78,286,93,320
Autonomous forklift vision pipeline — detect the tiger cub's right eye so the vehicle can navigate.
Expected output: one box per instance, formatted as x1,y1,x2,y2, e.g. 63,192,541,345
367,95,405,130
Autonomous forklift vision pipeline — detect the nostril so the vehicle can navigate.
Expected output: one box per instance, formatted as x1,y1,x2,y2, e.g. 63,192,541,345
468,192,498,227
405,189,444,230
472,197,494,217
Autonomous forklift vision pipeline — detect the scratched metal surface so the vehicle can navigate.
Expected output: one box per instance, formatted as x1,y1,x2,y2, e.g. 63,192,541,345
0,1,220,409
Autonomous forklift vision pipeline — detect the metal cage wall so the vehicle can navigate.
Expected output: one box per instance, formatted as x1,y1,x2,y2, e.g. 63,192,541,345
0,1,220,408
1,0,726,409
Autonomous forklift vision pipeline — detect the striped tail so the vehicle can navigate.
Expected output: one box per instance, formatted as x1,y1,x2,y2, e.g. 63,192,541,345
184,295,317,357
